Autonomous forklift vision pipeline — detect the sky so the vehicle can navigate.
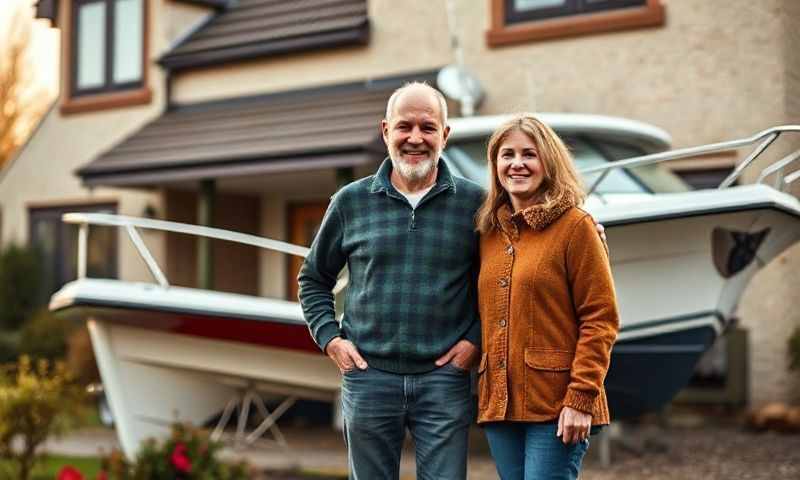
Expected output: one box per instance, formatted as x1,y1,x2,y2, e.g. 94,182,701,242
1,0,60,96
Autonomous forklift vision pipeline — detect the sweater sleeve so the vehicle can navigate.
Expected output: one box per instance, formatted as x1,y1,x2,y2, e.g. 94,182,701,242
462,245,482,348
297,196,347,352
563,214,620,414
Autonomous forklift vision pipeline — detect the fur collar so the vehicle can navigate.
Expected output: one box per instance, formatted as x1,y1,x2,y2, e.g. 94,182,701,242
498,195,575,238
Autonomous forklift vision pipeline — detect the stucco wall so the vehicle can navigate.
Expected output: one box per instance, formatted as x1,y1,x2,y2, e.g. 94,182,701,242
735,0,800,407
170,0,453,104
460,0,786,148
738,243,800,406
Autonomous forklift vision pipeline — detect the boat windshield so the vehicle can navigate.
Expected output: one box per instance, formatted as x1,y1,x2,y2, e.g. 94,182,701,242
444,137,690,194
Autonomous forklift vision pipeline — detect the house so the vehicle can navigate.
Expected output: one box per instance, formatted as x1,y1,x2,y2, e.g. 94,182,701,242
1,0,798,408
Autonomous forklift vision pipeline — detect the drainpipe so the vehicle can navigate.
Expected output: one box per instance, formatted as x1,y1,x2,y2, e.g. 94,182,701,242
197,179,215,289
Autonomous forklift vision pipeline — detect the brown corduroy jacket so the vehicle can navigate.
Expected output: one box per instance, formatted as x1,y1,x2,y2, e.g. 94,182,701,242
477,199,619,425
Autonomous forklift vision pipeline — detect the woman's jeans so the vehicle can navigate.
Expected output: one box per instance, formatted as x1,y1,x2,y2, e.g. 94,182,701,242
484,422,589,480
340,364,472,480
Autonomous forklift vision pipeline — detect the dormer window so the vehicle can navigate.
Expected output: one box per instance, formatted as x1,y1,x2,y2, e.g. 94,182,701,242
63,0,151,114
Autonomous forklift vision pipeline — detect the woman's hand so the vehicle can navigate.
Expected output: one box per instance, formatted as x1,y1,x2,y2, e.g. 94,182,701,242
557,406,592,445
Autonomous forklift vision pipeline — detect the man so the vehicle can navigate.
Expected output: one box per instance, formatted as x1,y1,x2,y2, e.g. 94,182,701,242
299,82,605,478
299,82,481,479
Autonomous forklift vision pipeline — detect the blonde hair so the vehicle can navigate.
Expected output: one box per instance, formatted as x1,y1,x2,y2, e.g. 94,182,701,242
475,114,585,234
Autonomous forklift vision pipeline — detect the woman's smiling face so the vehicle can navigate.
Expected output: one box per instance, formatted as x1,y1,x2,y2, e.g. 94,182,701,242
496,129,545,211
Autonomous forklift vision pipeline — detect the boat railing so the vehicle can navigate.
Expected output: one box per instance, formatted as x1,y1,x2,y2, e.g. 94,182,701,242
582,125,800,196
61,213,315,291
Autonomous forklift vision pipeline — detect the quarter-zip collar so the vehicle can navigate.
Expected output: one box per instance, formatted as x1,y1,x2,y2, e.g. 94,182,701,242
369,157,457,207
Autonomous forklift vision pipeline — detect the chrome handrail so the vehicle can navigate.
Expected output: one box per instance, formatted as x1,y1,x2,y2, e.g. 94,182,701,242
62,213,313,290
581,125,800,195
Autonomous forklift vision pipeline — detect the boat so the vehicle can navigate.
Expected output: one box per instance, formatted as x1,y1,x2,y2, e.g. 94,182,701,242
50,117,800,458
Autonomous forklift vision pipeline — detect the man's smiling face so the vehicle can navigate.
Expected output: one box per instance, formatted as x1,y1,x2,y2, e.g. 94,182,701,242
382,88,450,183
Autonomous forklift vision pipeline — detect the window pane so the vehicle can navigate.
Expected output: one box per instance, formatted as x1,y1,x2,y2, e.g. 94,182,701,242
514,0,567,10
568,138,645,194
77,2,106,90
30,215,59,301
113,0,143,84
599,141,690,193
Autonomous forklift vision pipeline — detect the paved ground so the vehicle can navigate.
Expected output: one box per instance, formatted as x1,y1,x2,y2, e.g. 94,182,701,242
45,417,800,479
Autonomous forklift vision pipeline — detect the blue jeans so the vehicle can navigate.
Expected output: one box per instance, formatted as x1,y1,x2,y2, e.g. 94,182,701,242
340,363,472,480
484,422,589,480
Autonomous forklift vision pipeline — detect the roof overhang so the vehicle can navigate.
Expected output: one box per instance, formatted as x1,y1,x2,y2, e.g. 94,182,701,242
80,151,374,188
77,70,440,189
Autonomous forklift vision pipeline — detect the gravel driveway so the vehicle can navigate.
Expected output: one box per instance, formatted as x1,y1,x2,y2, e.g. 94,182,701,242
47,416,800,479
579,424,800,480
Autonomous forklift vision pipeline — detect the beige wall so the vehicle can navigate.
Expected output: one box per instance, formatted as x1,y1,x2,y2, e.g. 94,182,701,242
460,0,786,148
738,243,800,406
170,0,453,104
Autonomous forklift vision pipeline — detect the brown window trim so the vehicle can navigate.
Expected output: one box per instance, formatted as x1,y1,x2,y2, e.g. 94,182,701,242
61,0,151,115
487,0,665,48
61,87,152,115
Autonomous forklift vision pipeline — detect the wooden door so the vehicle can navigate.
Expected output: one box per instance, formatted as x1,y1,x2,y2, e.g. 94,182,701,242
287,202,329,301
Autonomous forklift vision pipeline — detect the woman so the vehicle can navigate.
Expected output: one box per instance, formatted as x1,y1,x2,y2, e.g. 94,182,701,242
475,114,619,480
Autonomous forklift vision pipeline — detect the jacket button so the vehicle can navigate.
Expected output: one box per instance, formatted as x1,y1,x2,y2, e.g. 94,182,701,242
499,319,507,327
506,245,514,255
498,277,508,287
498,360,505,369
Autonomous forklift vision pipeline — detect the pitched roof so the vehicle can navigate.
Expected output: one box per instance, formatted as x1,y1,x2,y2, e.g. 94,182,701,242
160,0,369,71
77,71,440,187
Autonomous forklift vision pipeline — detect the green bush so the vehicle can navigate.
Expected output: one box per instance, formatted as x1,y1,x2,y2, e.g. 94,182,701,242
0,356,85,480
0,244,43,330
0,330,20,364
94,423,251,480
18,309,73,362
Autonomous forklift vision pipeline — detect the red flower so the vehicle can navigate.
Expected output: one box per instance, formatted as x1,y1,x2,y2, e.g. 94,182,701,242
96,471,108,480
57,466,84,480
171,442,192,473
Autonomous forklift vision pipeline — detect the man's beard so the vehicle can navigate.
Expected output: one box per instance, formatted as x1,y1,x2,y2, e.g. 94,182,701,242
390,151,439,182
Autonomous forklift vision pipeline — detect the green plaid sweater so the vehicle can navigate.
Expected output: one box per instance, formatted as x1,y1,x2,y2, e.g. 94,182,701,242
298,158,484,374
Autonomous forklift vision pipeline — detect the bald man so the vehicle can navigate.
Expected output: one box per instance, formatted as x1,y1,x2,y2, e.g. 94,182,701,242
299,82,480,479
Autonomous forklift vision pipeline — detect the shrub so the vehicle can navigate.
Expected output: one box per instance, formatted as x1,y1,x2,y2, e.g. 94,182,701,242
0,330,19,364
95,423,251,480
18,308,73,362
0,356,85,480
0,244,43,330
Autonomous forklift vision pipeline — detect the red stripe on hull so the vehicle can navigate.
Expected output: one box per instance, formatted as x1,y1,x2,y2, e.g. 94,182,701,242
67,306,322,354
